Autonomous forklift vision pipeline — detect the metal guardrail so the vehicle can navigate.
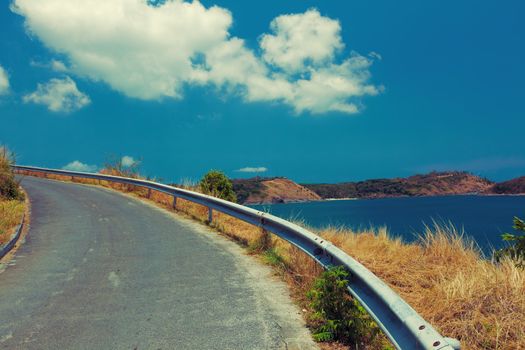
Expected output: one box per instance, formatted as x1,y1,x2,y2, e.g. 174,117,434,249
14,165,460,350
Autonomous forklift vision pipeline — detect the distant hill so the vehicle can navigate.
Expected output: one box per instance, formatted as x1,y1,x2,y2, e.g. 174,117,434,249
232,177,321,205
489,176,525,194
303,171,494,199
231,172,525,204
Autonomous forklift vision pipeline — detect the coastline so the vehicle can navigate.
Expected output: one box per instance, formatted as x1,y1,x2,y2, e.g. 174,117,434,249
324,197,358,201
245,192,525,206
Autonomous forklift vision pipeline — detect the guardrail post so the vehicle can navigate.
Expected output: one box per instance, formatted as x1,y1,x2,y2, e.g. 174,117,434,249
208,207,213,224
172,196,177,210
147,188,152,198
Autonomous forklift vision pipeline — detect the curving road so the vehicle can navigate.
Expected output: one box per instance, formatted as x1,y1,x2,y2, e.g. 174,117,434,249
0,177,316,350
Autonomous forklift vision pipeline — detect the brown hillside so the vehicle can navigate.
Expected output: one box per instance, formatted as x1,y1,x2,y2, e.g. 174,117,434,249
233,177,321,204
403,172,494,196
304,171,494,199
489,176,525,194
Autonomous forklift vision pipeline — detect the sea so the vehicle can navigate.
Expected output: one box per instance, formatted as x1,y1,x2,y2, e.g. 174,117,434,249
250,195,525,255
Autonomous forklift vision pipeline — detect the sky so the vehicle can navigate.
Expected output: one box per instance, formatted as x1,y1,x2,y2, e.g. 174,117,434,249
0,0,524,184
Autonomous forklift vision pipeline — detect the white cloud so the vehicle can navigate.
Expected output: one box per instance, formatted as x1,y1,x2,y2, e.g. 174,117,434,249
23,76,90,112
0,65,10,95
121,156,138,168
12,0,232,100
237,167,268,173
285,55,382,114
260,9,343,73
62,160,97,172
13,1,381,115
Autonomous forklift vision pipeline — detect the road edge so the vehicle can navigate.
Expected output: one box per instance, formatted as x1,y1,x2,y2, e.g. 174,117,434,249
0,188,31,264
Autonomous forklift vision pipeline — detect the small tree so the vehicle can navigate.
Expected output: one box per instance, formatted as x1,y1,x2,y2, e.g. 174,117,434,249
199,170,237,202
495,216,525,268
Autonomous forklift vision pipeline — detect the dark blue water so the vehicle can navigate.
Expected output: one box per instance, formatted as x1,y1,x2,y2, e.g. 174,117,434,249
251,195,525,254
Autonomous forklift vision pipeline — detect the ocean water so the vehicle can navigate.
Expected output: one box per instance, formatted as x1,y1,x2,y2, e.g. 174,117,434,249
251,195,525,255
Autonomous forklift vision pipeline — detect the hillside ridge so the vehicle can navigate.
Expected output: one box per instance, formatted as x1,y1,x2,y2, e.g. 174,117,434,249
303,171,494,199
232,177,321,204
232,172,525,204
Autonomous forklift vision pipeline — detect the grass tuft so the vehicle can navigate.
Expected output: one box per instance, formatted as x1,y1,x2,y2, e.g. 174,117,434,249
320,225,525,349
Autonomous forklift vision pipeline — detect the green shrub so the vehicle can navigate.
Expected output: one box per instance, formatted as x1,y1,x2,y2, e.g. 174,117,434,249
199,170,237,202
307,266,380,346
495,216,525,267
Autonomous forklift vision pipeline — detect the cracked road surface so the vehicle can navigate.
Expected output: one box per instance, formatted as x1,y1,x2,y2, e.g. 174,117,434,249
0,177,316,350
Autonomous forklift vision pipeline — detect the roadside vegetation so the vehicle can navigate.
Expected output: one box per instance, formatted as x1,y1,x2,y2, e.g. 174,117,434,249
495,216,525,268
15,166,525,349
0,147,25,246
198,170,237,202
307,266,380,346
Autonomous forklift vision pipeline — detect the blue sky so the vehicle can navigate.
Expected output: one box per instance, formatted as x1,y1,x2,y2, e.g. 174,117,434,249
0,0,524,183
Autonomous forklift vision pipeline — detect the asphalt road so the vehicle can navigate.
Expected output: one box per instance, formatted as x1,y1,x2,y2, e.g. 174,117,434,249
0,177,315,349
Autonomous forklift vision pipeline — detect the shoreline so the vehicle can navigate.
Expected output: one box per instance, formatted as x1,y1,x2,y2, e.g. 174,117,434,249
324,197,358,201
246,192,525,206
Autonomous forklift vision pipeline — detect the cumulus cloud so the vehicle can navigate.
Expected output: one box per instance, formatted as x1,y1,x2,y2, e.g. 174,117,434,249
62,160,98,172
260,10,343,73
23,76,90,112
237,167,268,173
121,156,138,168
12,0,232,100
12,1,381,114
0,65,9,95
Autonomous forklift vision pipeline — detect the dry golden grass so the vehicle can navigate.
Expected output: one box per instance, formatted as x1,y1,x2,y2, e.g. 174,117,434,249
0,199,25,246
16,169,525,349
0,149,25,246
320,225,525,350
